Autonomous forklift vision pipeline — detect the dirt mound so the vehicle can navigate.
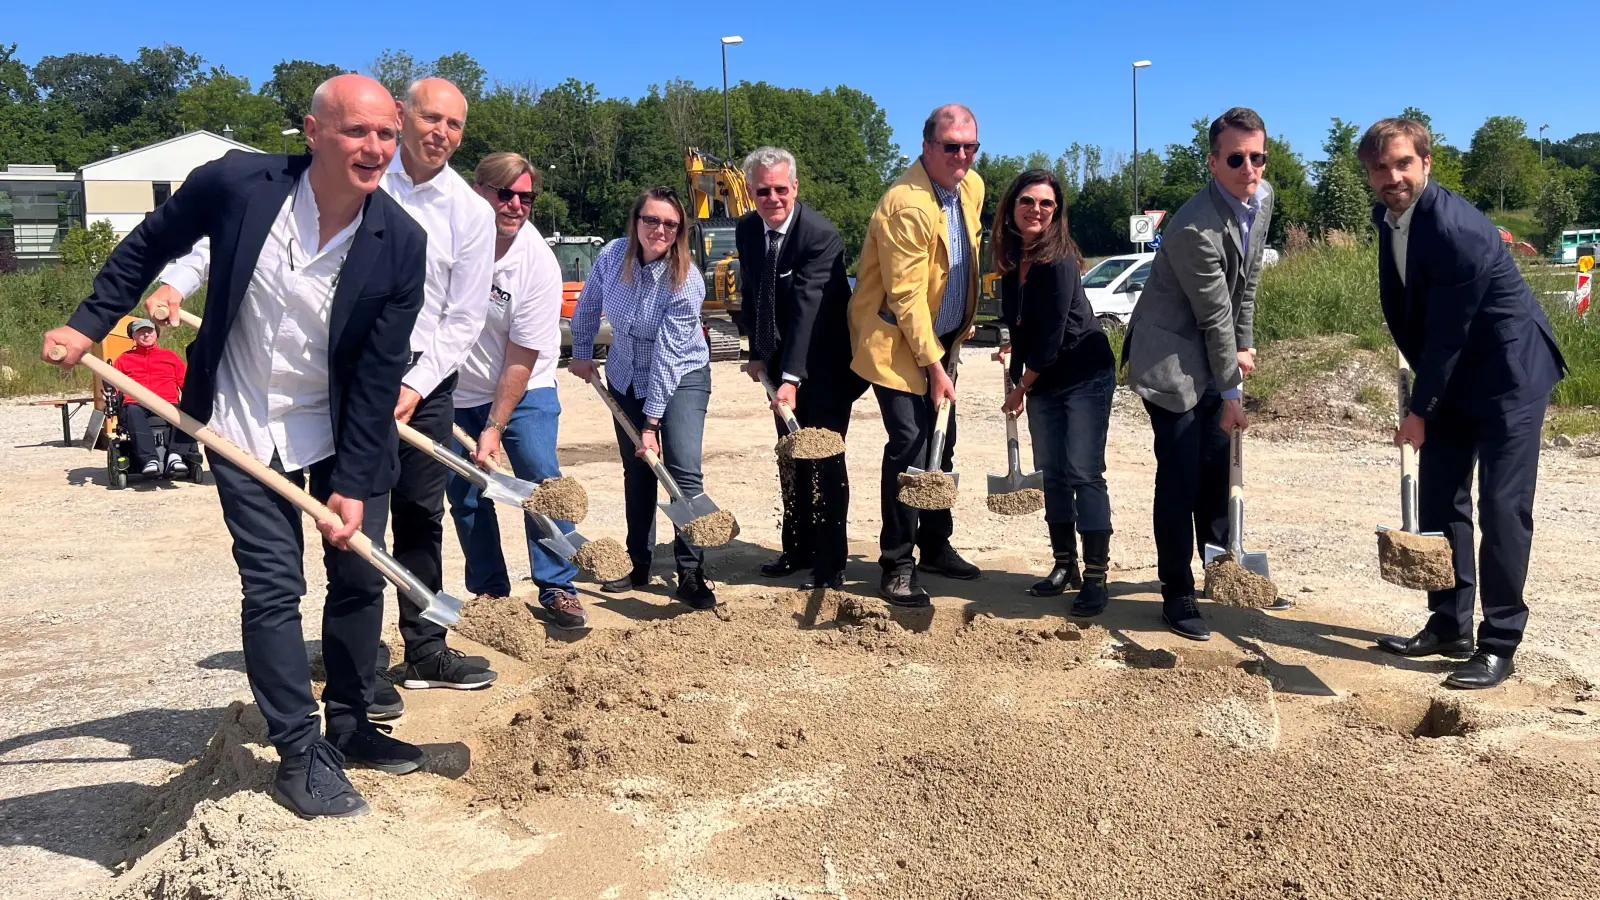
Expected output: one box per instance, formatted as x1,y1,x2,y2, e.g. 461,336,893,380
1249,336,1395,438
523,476,588,523
455,595,546,662
986,487,1045,516
1204,555,1280,607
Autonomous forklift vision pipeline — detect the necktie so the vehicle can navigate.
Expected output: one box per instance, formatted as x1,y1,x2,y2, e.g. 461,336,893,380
754,229,782,360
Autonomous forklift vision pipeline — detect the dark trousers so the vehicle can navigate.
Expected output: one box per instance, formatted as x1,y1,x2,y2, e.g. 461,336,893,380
1026,368,1116,532
610,365,711,573
123,402,193,466
773,373,866,577
1419,396,1548,655
392,374,456,663
875,362,960,572
1144,392,1229,600
209,451,389,755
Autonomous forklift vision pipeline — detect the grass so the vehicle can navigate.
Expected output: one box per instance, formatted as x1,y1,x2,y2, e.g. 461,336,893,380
1490,208,1542,250
1254,243,1389,350
1247,338,1354,404
1545,407,1600,440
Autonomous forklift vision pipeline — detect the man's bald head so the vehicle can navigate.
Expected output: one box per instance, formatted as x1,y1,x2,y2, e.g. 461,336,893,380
304,74,399,198
399,77,468,174
310,73,396,122
920,102,979,192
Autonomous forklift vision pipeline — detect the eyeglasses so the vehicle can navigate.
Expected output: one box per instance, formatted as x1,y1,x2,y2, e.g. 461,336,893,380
1225,151,1269,169
489,187,535,207
755,185,792,198
1017,196,1057,211
638,214,681,234
939,141,980,156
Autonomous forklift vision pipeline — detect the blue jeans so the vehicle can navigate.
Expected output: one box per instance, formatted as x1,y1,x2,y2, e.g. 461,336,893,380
1025,368,1116,533
609,365,711,573
448,388,578,601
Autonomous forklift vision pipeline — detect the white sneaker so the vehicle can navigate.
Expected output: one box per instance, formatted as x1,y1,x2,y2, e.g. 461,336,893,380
166,453,188,475
141,460,161,475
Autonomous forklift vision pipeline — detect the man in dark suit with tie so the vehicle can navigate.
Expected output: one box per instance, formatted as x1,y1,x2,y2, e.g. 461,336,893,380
43,74,431,816
736,146,867,590
1359,117,1566,689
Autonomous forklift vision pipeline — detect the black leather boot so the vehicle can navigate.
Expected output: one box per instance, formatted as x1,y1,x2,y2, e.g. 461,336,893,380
1071,531,1111,618
1030,522,1082,596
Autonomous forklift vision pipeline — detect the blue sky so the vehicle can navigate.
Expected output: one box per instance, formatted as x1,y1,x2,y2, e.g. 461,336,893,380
7,0,1587,167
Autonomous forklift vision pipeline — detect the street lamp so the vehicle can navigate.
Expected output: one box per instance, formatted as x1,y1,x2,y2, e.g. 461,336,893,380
547,163,557,234
280,127,300,154
1132,60,1152,232
1539,123,1549,163
721,36,744,159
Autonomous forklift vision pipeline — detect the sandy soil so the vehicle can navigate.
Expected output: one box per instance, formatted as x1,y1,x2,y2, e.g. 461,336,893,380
2,350,1598,899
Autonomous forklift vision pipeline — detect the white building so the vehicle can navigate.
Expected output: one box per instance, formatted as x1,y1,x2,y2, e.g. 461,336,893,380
79,130,262,238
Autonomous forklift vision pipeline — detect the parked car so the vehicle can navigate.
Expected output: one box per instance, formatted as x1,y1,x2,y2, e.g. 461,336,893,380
1081,253,1155,324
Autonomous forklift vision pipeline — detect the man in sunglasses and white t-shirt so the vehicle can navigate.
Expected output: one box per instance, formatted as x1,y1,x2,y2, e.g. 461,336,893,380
1123,106,1275,642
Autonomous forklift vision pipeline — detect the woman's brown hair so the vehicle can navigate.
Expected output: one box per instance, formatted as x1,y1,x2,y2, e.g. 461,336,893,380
622,186,692,290
992,169,1082,275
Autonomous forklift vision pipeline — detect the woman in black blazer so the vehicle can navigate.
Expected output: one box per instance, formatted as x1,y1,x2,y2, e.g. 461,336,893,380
995,169,1117,616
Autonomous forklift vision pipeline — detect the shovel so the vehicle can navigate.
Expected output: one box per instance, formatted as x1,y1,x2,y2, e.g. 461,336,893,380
437,423,591,561
1376,353,1453,591
51,345,461,627
586,368,730,534
988,367,1043,498
1204,427,1271,580
759,372,803,436
905,397,959,489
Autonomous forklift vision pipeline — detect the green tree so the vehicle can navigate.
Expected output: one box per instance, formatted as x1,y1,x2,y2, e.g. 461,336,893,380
1313,118,1369,236
973,152,1027,224
1464,115,1540,211
431,52,486,103
59,220,118,269
1535,169,1582,253
261,59,347,125
367,49,429,99
1264,135,1313,245
1398,106,1464,192
178,68,292,150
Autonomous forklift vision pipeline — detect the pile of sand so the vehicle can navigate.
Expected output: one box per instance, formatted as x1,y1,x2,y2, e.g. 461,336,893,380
986,487,1045,516
1204,554,1280,608
681,509,738,547
776,427,846,460
572,537,632,582
522,476,588,523
1378,528,1455,591
454,595,546,662
897,471,957,510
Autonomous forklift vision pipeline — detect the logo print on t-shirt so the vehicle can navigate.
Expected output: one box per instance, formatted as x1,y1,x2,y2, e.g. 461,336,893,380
490,284,511,310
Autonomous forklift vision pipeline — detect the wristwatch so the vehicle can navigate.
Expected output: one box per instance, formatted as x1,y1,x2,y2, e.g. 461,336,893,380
486,417,508,433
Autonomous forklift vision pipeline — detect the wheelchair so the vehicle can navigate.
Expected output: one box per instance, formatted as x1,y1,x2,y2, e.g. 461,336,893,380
100,382,205,490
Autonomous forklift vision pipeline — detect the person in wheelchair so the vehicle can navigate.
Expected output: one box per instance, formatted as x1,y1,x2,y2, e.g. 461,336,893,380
113,318,195,476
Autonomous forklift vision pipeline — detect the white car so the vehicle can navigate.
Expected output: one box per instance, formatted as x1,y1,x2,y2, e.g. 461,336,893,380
1081,253,1155,324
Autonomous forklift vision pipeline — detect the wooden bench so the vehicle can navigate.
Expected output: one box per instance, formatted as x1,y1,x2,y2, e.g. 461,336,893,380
33,397,95,444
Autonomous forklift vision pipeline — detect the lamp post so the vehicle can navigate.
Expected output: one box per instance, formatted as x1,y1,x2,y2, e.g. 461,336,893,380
547,163,556,234
280,127,300,154
1132,60,1152,228
1539,123,1549,163
721,36,743,159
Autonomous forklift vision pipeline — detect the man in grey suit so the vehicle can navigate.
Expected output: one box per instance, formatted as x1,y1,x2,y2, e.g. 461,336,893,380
1124,107,1274,641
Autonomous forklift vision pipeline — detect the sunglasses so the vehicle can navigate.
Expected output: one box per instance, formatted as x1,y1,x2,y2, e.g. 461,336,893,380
1017,196,1057,211
1225,151,1269,169
638,214,681,234
755,185,792,198
939,141,980,156
484,186,535,207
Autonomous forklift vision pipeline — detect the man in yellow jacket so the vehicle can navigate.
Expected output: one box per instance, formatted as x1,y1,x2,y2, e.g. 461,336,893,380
849,103,985,607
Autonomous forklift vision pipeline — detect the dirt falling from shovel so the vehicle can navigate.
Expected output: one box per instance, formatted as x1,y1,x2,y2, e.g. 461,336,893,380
898,471,957,510
776,427,846,461
986,488,1045,516
1204,554,1279,608
523,476,589,523
572,538,633,583
1378,529,1455,591
681,509,738,547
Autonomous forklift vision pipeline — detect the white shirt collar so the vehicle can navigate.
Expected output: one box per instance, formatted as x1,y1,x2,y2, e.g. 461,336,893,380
294,173,362,262
386,150,444,191
1385,179,1427,232
766,204,797,237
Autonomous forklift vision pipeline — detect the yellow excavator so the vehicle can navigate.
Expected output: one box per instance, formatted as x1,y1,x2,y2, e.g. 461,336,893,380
684,148,753,360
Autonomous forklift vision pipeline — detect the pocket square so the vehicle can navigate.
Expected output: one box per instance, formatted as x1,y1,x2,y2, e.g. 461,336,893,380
779,270,793,278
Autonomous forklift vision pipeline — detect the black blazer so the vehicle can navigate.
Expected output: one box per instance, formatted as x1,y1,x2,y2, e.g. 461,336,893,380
66,151,428,499
734,202,854,384
1374,181,1565,420
1001,256,1114,392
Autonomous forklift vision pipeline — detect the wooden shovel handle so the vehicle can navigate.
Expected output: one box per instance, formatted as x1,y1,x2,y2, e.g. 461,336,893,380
586,367,686,502
758,372,801,434
451,423,513,477
147,302,203,330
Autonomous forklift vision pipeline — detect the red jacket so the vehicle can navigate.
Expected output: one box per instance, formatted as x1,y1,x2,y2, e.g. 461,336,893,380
113,344,186,405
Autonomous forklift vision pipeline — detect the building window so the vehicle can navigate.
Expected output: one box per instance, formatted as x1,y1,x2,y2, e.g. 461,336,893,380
153,182,172,208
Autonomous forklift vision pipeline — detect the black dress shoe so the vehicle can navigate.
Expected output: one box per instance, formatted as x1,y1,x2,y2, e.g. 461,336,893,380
880,569,931,608
760,553,811,578
675,568,718,610
271,740,369,819
1445,651,1514,690
601,562,652,593
800,571,846,591
1162,594,1211,642
917,546,980,580
1375,629,1475,659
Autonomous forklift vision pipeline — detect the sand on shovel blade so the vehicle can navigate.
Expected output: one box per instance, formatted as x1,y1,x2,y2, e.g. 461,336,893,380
572,537,633,583
986,488,1045,516
523,476,589,523
1204,553,1279,608
898,471,957,510
776,427,846,461
1378,529,1455,591
681,509,738,547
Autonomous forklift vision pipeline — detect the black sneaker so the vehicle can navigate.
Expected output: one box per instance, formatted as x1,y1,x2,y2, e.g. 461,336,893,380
800,571,846,591
540,590,589,630
271,740,369,819
401,648,498,690
370,670,404,721
601,562,652,593
331,722,425,774
918,545,981,580
880,568,931,608
1162,594,1212,642
676,568,718,610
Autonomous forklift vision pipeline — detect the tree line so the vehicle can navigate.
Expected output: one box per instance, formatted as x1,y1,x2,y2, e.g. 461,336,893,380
3,42,1597,269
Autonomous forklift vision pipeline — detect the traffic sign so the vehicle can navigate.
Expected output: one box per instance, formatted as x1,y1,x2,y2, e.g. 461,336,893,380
1129,214,1157,243
1150,232,1163,250
1145,210,1167,230
1577,270,1592,317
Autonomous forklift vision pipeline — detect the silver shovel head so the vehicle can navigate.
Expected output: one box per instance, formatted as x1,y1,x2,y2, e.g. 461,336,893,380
481,468,539,507
372,544,462,627
530,512,587,560
658,497,699,528
1202,542,1271,581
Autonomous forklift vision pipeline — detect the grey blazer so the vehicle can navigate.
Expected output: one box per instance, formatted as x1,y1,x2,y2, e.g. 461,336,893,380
1125,180,1274,414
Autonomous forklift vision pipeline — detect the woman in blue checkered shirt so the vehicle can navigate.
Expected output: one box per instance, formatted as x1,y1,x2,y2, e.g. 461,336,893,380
568,187,717,609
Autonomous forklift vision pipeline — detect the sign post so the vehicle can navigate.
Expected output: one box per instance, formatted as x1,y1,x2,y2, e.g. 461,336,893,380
1576,254,1593,317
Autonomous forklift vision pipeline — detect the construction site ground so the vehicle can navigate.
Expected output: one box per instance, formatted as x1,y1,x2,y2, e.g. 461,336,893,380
2,348,1598,899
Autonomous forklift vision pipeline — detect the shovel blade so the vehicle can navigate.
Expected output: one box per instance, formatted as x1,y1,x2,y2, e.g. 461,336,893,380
1203,542,1228,566
1239,550,1270,581
687,492,721,520
418,590,464,628
483,469,538,506
659,499,699,528
987,473,1022,495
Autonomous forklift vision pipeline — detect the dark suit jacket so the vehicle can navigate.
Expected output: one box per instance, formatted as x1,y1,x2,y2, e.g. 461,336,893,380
735,202,854,385
1375,181,1565,420
66,150,428,498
